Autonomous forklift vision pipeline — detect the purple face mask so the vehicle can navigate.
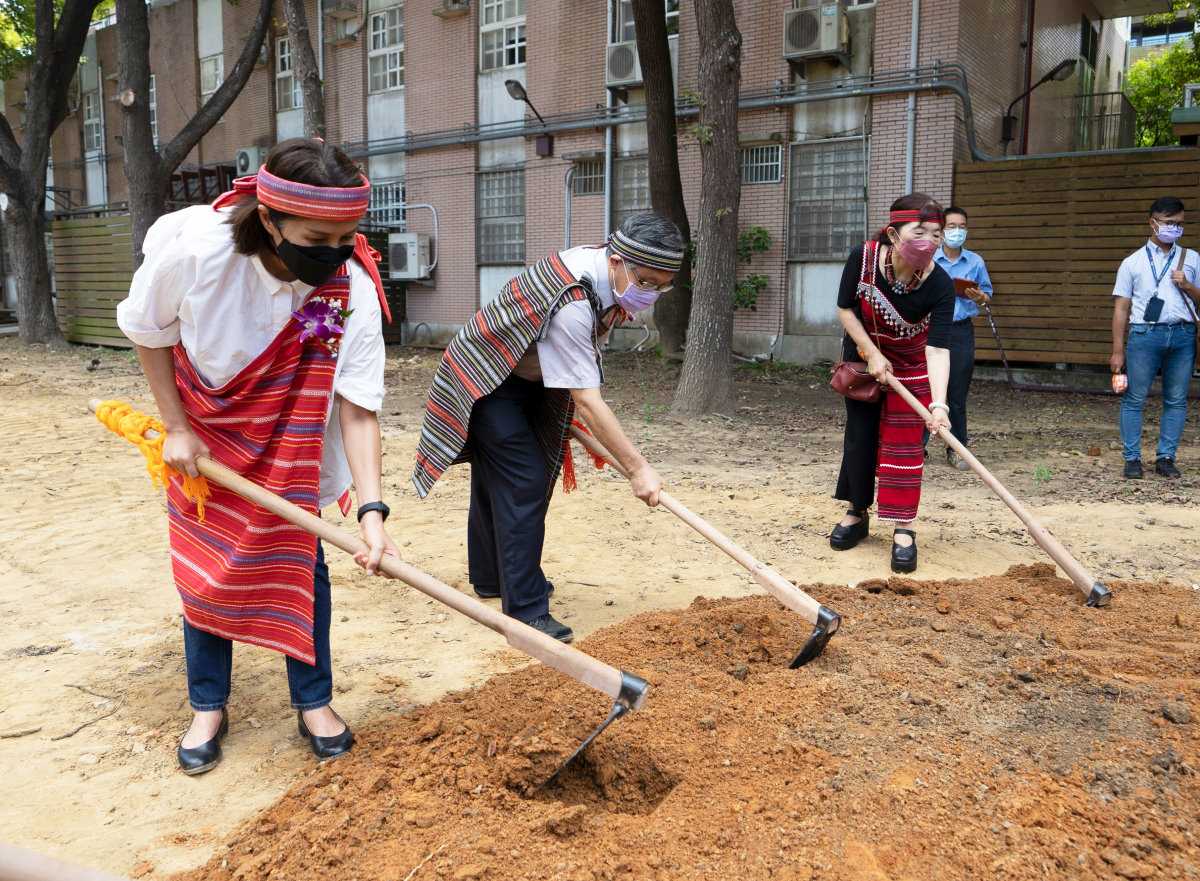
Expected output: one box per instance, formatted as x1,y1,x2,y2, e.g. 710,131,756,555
897,238,939,272
1155,220,1184,245
611,261,663,312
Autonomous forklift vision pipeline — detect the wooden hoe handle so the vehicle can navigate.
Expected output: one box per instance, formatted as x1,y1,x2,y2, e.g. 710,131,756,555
880,377,1111,606
568,425,824,624
0,842,132,881
88,400,646,706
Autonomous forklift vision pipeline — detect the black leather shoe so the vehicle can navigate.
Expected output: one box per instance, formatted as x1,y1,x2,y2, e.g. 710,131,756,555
474,581,555,599
297,709,355,760
1124,459,1143,479
891,529,917,573
526,613,574,643
177,708,228,776
1156,457,1181,478
829,509,869,551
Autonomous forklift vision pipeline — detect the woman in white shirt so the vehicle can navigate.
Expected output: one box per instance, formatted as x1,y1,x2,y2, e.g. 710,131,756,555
118,139,398,774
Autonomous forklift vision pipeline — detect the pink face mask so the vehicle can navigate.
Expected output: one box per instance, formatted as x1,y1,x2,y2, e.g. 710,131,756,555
896,238,939,272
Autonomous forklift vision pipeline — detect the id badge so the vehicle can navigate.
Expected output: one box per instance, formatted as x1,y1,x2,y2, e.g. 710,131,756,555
1144,296,1164,323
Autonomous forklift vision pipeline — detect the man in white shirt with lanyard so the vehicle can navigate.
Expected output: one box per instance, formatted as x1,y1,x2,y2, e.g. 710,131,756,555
1111,196,1200,479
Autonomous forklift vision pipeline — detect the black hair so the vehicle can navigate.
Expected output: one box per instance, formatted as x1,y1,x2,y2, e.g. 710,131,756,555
944,205,968,222
228,138,366,256
1149,196,1184,218
876,193,945,244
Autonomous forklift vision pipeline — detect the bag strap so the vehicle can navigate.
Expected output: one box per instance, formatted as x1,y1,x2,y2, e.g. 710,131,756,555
858,241,883,350
1179,249,1200,324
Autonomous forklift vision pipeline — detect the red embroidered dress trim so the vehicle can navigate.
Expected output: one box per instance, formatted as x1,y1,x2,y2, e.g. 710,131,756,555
166,270,350,664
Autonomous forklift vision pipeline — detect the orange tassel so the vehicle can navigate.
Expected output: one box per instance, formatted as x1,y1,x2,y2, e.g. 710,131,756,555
94,400,212,520
561,440,578,493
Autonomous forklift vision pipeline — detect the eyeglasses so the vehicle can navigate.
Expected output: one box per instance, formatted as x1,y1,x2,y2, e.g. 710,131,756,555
624,259,674,294
1154,219,1186,229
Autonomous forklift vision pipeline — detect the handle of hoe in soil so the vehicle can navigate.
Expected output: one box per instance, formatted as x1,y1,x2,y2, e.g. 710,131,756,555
568,425,835,628
0,842,133,881
88,400,649,710
880,376,1111,607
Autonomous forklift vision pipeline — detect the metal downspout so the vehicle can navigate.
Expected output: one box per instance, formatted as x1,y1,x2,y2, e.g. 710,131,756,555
604,0,614,238
905,0,919,191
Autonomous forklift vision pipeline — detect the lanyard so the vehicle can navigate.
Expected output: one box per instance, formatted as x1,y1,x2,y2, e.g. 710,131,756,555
1145,244,1176,289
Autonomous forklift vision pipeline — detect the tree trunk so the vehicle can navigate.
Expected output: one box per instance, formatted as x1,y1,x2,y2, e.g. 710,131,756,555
283,0,326,139
631,0,691,356
118,0,274,268
671,0,741,416
7,193,63,346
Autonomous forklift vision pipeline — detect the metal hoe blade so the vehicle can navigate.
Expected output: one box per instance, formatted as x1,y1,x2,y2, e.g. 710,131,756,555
1086,582,1112,607
533,670,650,793
789,604,841,668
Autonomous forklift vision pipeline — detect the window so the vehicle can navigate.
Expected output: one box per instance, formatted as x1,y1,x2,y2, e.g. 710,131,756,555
740,144,782,185
276,39,301,111
366,179,406,228
1080,15,1098,70
614,1,679,42
200,54,223,105
83,91,101,153
480,0,525,71
787,138,866,259
571,159,605,195
369,3,404,93
477,169,525,263
148,74,158,146
613,156,650,229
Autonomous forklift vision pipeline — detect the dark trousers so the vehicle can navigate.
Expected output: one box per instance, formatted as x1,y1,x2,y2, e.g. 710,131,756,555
182,542,333,712
921,319,975,449
835,395,882,514
467,374,553,624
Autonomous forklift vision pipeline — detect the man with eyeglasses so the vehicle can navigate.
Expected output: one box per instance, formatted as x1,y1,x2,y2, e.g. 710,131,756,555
1111,196,1200,479
412,213,684,642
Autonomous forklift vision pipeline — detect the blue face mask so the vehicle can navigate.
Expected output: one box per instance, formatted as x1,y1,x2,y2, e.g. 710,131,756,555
943,228,968,248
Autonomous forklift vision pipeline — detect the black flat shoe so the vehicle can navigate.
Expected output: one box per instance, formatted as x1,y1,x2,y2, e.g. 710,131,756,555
891,529,917,574
473,581,555,600
829,509,869,551
177,708,228,776
297,709,355,760
526,613,574,643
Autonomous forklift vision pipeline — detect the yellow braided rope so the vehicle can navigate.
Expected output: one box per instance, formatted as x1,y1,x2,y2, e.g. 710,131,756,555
94,400,211,520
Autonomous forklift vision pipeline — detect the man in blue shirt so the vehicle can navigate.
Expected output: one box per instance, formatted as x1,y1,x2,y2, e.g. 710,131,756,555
931,206,993,469
1111,196,1200,480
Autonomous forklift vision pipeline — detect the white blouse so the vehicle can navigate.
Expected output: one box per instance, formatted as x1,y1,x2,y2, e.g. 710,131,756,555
117,205,386,508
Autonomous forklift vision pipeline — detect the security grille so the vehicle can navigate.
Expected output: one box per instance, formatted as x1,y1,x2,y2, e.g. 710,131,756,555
787,138,866,259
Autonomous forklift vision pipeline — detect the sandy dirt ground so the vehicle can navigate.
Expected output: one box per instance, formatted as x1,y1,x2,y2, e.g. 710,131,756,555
0,339,1197,878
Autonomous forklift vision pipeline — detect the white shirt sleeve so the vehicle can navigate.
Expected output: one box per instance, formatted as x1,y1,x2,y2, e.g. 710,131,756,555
332,262,386,412
116,215,197,348
1112,256,1134,300
537,300,602,389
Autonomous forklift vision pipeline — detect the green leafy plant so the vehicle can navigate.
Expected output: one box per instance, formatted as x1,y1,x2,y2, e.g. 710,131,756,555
733,227,772,312
1033,463,1059,485
1124,36,1200,146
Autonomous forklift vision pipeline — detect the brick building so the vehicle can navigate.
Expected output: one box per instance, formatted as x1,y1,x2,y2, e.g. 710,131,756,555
2,0,1168,360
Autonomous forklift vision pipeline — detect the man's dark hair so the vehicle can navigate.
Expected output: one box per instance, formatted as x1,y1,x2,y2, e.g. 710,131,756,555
1149,196,1184,218
228,138,366,256
877,192,945,243
611,212,685,257
944,206,968,223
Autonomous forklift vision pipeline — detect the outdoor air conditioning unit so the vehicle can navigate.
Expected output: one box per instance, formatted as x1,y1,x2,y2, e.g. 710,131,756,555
388,232,431,280
783,1,848,60
236,146,268,176
606,40,642,87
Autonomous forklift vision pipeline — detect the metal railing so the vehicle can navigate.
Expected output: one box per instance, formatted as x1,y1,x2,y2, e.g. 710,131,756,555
1074,92,1136,152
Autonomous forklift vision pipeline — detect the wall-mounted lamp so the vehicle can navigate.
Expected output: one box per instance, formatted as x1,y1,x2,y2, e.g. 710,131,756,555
1001,58,1078,146
504,78,553,156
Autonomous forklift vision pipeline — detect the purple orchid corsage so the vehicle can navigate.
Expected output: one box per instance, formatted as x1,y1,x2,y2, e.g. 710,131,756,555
292,297,354,356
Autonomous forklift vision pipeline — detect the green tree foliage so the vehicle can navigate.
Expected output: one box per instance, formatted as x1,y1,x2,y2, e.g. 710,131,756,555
1125,39,1200,147
0,0,112,79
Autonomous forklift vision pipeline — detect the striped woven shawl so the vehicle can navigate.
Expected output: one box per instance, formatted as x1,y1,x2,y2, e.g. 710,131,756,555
166,273,349,664
413,252,602,499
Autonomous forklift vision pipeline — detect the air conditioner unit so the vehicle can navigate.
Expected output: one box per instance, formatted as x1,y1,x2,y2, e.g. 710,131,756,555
388,232,431,280
236,146,268,176
783,2,848,60
606,40,642,87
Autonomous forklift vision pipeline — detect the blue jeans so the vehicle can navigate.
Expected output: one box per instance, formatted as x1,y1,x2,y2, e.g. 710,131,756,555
1120,323,1196,462
182,542,333,711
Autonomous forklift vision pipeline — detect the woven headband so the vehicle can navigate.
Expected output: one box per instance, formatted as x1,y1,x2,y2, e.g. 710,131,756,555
889,209,943,226
608,229,684,272
212,168,371,221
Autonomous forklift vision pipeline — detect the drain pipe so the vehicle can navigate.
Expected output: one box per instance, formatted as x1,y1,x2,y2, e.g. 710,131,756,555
564,166,574,249
904,0,919,192
604,0,614,237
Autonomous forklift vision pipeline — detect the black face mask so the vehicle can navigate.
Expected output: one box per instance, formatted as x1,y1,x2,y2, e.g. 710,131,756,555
276,237,355,288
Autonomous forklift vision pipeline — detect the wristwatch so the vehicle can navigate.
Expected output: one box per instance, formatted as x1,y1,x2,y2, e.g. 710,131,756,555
356,501,390,522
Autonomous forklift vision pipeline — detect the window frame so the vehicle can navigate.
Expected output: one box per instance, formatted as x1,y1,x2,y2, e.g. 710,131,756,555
476,167,526,265
275,38,301,111
739,143,783,185
199,53,224,106
786,136,868,261
479,0,526,72
571,159,605,196
368,3,405,93
82,90,102,153
612,155,650,230
614,0,679,42
148,74,158,146
365,178,407,229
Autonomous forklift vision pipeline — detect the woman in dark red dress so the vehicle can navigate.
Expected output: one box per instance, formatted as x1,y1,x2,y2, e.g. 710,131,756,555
829,193,955,573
